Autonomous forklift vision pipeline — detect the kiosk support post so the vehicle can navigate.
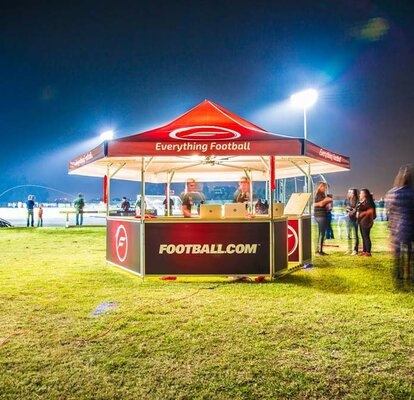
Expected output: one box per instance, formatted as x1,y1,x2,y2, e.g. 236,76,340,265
140,157,146,276
307,163,312,215
269,156,275,276
243,168,253,213
166,171,170,217
166,170,175,217
106,165,111,217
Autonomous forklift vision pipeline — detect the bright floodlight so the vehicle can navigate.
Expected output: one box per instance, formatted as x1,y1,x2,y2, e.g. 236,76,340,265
290,89,319,140
290,89,318,109
100,130,114,141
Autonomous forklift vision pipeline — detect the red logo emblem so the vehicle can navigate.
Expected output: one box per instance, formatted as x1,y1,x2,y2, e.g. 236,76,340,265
287,225,299,256
169,126,240,141
115,224,128,262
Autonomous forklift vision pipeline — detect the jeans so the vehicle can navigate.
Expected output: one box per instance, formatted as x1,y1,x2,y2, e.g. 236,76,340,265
76,210,84,225
347,218,359,252
315,216,328,253
360,225,372,253
37,218,43,227
27,210,34,227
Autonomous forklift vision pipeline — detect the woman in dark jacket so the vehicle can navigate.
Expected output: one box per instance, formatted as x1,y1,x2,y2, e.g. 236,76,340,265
357,188,376,256
314,182,333,255
345,188,359,255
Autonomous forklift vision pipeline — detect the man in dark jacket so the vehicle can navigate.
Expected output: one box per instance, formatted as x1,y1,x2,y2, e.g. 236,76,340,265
26,195,35,227
74,193,85,226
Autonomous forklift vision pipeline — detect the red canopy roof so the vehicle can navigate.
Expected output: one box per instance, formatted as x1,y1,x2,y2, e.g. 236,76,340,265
126,99,272,140
105,100,302,158
69,99,350,181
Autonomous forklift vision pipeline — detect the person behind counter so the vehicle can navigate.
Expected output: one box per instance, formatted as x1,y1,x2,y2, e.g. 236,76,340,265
134,195,147,216
163,188,175,216
180,178,205,218
234,176,252,203
313,182,333,256
120,196,130,216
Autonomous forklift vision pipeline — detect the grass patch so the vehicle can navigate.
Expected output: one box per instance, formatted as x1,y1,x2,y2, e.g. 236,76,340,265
1,223,414,399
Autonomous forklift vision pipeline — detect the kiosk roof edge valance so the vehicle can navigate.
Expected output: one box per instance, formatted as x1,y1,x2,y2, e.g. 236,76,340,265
68,99,350,182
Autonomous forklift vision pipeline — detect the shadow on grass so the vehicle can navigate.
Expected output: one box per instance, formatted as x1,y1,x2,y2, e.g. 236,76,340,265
144,272,352,295
276,254,396,295
275,270,354,294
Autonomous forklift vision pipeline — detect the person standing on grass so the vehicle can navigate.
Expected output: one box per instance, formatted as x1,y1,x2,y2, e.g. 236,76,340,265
26,195,35,227
357,188,376,256
345,188,359,255
385,165,414,281
74,193,85,226
325,194,335,239
313,182,333,256
37,203,43,227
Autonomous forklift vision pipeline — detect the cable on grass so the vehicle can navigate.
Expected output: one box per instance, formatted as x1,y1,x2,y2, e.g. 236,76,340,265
0,331,25,348
64,284,221,344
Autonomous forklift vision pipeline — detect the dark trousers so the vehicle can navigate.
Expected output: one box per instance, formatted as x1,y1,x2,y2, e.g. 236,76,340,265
347,218,359,252
393,241,413,281
360,225,372,253
315,216,328,253
27,210,34,227
76,210,84,225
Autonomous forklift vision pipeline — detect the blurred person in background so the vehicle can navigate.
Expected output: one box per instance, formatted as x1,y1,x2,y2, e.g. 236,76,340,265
74,193,85,226
325,194,335,239
37,203,43,227
163,186,175,216
357,189,376,256
26,195,35,227
120,196,130,216
313,182,333,256
345,188,359,255
385,165,414,281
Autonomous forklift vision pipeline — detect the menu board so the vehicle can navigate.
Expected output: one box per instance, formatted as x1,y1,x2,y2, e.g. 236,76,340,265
283,193,311,216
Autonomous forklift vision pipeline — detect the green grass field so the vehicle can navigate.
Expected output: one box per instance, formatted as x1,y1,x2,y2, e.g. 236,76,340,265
1,223,414,399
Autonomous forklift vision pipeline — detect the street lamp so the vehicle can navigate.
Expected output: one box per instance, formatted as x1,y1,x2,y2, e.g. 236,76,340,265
290,89,318,140
100,130,114,141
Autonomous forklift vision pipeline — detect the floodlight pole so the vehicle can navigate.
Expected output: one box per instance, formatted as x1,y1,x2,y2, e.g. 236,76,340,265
303,107,307,141
291,88,318,141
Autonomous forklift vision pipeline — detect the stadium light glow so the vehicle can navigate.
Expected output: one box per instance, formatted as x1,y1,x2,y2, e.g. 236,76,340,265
290,89,319,140
100,130,114,141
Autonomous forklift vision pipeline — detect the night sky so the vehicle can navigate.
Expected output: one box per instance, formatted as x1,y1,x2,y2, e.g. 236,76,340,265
1,0,413,201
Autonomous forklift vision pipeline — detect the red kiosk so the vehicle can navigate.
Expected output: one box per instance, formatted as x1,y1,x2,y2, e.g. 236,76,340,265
69,100,350,277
